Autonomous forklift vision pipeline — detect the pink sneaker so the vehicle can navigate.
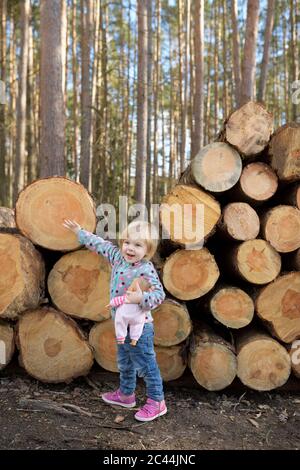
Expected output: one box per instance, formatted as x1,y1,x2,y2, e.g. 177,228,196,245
101,389,136,408
134,398,167,422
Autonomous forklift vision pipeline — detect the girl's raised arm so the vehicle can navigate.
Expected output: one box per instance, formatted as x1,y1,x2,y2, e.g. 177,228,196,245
62,219,121,266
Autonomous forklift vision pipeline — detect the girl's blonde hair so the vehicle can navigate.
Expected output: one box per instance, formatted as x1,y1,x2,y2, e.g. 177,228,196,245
119,220,159,261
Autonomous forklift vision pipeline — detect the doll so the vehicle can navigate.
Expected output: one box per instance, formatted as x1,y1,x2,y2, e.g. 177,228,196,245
109,278,151,346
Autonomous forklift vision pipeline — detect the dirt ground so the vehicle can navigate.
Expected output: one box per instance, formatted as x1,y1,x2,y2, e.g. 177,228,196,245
0,364,299,451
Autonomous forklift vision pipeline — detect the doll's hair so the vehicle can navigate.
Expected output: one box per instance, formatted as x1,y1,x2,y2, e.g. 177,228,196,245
128,277,151,292
119,220,159,260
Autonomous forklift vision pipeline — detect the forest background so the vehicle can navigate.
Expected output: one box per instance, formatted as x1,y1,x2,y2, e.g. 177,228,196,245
0,0,299,214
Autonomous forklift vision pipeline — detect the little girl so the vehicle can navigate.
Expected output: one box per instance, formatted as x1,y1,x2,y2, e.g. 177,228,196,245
63,218,167,422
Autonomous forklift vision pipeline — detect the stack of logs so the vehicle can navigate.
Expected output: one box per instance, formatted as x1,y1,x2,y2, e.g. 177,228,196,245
0,101,299,393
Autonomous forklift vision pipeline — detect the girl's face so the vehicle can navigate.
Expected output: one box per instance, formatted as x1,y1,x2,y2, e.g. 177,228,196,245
122,237,148,264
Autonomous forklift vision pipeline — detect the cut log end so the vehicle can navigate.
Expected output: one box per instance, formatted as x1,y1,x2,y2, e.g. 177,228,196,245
18,308,94,383
191,143,242,192
222,203,260,241
269,123,300,181
225,101,273,156
236,239,281,285
190,343,237,391
152,299,192,346
189,323,237,391
160,184,221,246
89,319,118,373
15,177,96,250
0,233,45,319
262,205,300,253
237,333,291,391
48,249,111,321
162,249,220,300
240,162,278,202
155,345,187,381
210,287,254,329
256,272,300,343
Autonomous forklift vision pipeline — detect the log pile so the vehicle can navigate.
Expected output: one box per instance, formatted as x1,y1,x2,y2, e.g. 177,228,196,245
1,102,299,394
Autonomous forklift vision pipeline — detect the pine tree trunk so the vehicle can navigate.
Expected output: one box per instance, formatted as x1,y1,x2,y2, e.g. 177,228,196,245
40,0,65,177
240,0,260,105
14,0,30,204
231,0,241,105
80,0,93,190
146,0,153,211
135,0,148,206
0,0,7,206
72,0,79,181
258,0,275,102
192,0,204,156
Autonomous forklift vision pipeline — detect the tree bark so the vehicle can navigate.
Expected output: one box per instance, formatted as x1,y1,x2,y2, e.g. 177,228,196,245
135,0,148,206
40,0,65,177
80,0,93,190
192,0,204,156
240,0,260,105
14,0,30,204
257,0,275,102
231,0,241,105
0,0,7,206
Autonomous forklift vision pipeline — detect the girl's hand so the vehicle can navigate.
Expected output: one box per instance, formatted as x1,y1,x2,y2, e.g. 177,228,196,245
125,282,143,304
62,219,81,234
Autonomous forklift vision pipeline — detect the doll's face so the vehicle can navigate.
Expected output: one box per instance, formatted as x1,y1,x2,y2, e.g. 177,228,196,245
122,237,148,264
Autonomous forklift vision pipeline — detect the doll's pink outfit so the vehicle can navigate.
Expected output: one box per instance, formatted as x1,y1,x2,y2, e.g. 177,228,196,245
110,295,146,344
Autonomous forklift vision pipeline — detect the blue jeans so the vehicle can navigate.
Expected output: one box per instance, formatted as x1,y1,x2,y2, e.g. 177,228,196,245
117,322,164,402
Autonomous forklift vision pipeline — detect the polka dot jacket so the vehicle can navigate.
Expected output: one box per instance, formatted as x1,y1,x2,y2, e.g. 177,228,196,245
77,229,166,322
